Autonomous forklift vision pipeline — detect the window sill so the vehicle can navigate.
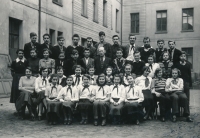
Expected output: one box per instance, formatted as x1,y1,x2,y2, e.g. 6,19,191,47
93,20,99,24
131,33,140,35
155,31,167,34
181,30,194,32
52,1,63,7
81,14,88,18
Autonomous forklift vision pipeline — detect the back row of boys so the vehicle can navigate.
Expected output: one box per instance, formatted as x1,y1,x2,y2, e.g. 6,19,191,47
24,31,185,76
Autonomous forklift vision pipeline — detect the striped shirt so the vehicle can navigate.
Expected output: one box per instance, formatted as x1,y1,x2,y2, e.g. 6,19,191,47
154,78,166,92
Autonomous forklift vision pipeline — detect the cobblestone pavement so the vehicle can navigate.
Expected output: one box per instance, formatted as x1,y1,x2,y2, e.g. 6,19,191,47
0,90,200,138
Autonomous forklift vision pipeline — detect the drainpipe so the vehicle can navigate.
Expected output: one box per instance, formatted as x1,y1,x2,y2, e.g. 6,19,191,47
72,0,74,36
121,0,123,45
38,0,41,43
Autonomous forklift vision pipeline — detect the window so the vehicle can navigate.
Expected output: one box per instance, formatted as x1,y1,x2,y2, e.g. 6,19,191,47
111,5,113,30
81,38,87,47
82,0,88,17
182,48,193,69
52,0,62,7
116,9,119,32
103,0,107,27
9,18,21,60
131,13,139,33
156,11,167,32
49,29,56,46
182,8,193,31
58,31,63,37
93,0,98,22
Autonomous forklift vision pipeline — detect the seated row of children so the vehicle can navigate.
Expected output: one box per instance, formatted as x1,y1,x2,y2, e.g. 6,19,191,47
15,63,193,126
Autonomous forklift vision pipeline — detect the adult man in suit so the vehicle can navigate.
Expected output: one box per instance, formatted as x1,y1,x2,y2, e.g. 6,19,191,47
65,34,84,60
80,48,94,73
94,31,112,58
85,37,96,59
94,47,111,75
40,34,53,59
51,36,67,60
123,34,140,62
24,32,41,59
168,40,182,65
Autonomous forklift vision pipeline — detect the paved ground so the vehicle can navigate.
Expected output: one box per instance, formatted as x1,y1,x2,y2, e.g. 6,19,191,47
0,90,200,138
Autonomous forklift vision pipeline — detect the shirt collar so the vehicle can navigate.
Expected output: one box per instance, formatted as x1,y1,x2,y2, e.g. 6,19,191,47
134,59,141,63
130,44,135,47
16,58,25,63
158,48,164,51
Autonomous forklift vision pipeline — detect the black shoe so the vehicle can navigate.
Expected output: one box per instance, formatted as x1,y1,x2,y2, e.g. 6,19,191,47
80,119,85,125
172,115,176,122
38,116,42,121
84,119,88,125
101,119,106,126
136,119,140,125
64,119,68,125
161,117,165,122
186,117,193,122
143,115,148,120
94,120,98,126
67,120,72,125
30,115,35,121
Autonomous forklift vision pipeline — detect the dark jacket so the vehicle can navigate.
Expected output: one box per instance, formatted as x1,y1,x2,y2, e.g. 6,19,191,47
123,44,140,59
94,42,112,58
65,45,85,60
80,58,94,74
24,42,41,59
40,43,54,59
168,48,182,65
51,45,67,60
94,56,112,75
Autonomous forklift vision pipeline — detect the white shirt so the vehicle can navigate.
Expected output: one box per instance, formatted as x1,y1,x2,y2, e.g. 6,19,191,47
57,85,79,101
45,84,62,98
135,75,152,90
145,63,160,78
79,85,94,99
92,85,110,99
35,77,50,92
125,86,144,103
126,44,135,61
110,84,125,99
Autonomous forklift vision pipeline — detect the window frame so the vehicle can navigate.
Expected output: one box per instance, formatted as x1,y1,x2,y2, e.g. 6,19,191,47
156,10,167,33
130,13,140,34
182,8,194,32
116,9,119,33
93,0,98,23
103,0,108,27
52,0,63,7
81,0,88,18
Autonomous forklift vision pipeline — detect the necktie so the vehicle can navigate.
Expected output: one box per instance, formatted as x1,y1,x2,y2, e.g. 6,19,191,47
149,64,153,69
67,86,72,96
98,86,105,96
131,45,134,50
113,85,118,95
172,79,177,85
51,85,57,94
145,77,149,88
75,75,81,85
42,78,46,85
82,85,89,92
100,57,104,68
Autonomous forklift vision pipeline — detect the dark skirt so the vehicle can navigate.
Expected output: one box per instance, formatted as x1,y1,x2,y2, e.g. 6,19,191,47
124,101,142,115
142,90,154,108
78,99,93,111
10,74,24,103
15,91,32,112
109,98,124,115
46,100,62,118
35,91,45,105
62,101,76,113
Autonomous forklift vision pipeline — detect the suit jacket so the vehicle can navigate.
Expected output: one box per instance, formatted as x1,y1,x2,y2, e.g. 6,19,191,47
94,42,112,58
80,58,94,73
168,48,182,65
65,59,85,76
123,44,140,59
112,58,127,74
84,45,96,59
24,42,41,59
55,59,67,73
65,45,85,60
94,56,112,75
40,43,54,59
110,44,127,60
51,45,67,60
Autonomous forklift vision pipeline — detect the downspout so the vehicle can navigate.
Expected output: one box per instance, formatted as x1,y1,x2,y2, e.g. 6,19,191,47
121,0,123,45
38,0,41,43
72,0,74,36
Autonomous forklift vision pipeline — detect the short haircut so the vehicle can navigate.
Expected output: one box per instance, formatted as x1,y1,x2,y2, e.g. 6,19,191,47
72,34,80,40
129,34,136,39
43,48,52,55
180,51,187,55
82,74,91,80
73,65,82,72
96,73,106,86
116,48,123,53
87,37,93,41
43,33,50,38
147,54,155,62
142,66,150,73
125,63,132,70
168,40,175,45
134,51,140,55
157,39,164,44
143,37,150,42
57,36,65,41
99,31,105,36
71,49,79,55
84,48,90,52
49,74,59,83
56,66,64,73
25,67,32,73
126,73,137,79
104,66,113,75
39,67,50,75
66,75,73,81
113,74,122,83
160,50,170,61
16,49,24,54
154,68,162,78
112,35,119,39
171,68,181,77
30,32,37,37
59,52,65,56
30,48,38,54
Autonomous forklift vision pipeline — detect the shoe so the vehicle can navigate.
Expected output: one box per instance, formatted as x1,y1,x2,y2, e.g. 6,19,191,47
38,116,42,121
161,117,165,122
84,119,88,125
143,115,148,120
172,115,176,122
186,117,193,122
101,119,106,126
80,119,85,125
30,115,35,121
67,120,72,125
63,119,68,125
136,119,140,125
94,120,98,126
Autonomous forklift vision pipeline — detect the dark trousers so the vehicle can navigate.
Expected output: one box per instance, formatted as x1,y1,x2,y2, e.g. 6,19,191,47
169,92,190,117
93,100,109,119
184,82,190,103
142,90,154,113
153,93,171,117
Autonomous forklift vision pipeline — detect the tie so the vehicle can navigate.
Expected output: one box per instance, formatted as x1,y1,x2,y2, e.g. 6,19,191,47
149,64,152,69
100,57,104,69
51,85,57,94
131,45,134,50
145,77,149,87
113,85,118,95
42,78,46,85
67,86,72,96
172,79,177,85
82,85,89,92
98,86,105,96
75,75,81,85
128,86,133,93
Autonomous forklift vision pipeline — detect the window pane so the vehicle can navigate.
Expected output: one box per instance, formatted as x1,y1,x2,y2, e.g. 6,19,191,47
157,13,162,18
13,36,19,49
162,18,167,31
162,12,167,18
188,9,193,16
183,10,188,16
157,18,161,31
